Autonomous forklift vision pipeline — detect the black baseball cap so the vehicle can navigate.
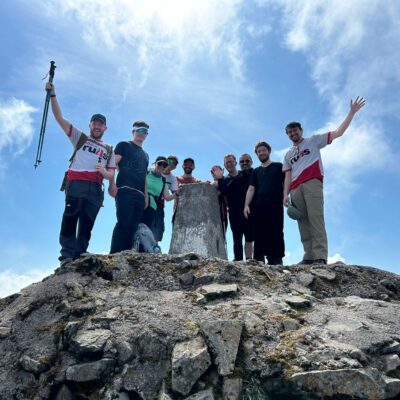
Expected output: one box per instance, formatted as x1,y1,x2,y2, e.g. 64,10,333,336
90,114,106,124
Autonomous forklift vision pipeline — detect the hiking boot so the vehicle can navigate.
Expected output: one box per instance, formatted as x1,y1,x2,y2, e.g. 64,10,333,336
60,258,73,268
297,259,313,265
313,259,327,265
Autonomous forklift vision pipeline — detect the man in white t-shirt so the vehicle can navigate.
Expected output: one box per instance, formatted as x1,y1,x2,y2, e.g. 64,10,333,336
46,82,116,267
283,97,365,265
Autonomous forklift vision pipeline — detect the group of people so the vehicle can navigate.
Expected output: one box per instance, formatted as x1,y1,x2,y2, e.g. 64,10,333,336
46,82,365,267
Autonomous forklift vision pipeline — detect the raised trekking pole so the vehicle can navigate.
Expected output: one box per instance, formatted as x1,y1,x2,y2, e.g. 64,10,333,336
34,61,56,168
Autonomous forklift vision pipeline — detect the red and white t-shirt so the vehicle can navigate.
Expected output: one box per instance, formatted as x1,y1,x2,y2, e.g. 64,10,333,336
67,125,116,185
282,132,332,191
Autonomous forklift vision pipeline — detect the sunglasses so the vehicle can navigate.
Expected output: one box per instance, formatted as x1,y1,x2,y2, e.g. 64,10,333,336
240,159,251,164
134,127,148,134
157,162,168,168
168,159,178,166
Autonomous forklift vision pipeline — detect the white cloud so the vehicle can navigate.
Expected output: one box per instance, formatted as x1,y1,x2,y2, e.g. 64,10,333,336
0,268,53,299
0,97,37,155
44,0,246,84
271,0,399,204
328,253,346,264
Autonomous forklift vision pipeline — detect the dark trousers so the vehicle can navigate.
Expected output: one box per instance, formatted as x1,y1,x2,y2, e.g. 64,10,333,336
229,210,254,261
252,202,285,264
110,188,145,253
141,206,158,237
59,180,103,261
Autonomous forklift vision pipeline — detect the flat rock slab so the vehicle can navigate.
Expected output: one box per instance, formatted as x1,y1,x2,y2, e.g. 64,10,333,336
284,296,311,308
223,377,242,400
201,320,243,376
70,328,112,356
197,284,238,300
66,358,115,382
312,268,336,281
19,355,49,374
291,368,400,400
184,388,214,400
297,272,315,287
172,335,211,395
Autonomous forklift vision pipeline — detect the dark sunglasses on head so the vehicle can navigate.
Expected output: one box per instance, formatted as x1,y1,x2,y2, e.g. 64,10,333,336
134,127,148,134
240,159,251,164
157,162,168,168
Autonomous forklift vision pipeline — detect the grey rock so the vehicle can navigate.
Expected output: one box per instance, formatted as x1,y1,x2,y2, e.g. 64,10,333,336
291,368,391,400
184,388,214,400
0,326,12,339
70,328,112,356
118,393,130,400
197,284,238,301
202,320,243,376
223,377,242,400
115,340,134,365
123,361,169,400
379,279,397,291
172,335,211,395
312,268,336,281
349,348,368,363
66,358,116,382
92,306,121,323
180,272,195,285
243,313,263,336
383,376,400,399
284,295,311,308
54,384,73,400
297,272,315,287
19,355,49,374
383,341,400,354
282,318,300,331
382,354,400,372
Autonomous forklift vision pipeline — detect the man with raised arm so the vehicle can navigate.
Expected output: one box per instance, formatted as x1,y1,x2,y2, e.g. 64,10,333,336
109,121,150,253
45,82,116,268
283,97,366,265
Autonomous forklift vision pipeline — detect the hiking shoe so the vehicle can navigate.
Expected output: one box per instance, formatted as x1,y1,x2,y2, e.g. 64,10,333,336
297,259,313,265
60,258,73,268
313,259,327,265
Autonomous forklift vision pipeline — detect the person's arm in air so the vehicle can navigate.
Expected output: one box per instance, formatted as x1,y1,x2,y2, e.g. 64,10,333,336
330,97,366,141
45,82,72,135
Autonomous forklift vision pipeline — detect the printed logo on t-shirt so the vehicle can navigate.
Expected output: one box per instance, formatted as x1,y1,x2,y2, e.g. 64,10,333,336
289,148,310,165
82,142,109,161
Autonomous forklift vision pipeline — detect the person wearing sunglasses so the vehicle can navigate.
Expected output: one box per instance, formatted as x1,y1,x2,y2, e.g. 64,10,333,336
213,154,254,261
244,141,285,265
141,156,178,244
110,121,150,253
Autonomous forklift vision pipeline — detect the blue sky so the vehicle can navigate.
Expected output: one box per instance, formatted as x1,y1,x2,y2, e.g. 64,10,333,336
0,0,399,297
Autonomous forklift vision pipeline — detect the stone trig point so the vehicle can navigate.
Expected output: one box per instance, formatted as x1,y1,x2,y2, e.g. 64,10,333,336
169,183,227,259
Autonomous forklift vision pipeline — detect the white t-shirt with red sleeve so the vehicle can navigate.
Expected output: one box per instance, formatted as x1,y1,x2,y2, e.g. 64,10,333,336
282,132,332,191
66,125,116,185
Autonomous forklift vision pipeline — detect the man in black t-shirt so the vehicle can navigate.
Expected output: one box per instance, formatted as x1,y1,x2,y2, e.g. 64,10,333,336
110,121,150,253
244,141,285,264
214,154,254,261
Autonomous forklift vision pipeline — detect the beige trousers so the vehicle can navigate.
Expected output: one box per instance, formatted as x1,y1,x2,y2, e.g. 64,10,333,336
290,179,328,261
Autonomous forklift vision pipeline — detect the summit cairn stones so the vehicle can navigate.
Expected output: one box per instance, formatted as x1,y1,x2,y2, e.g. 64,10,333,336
172,336,211,395
169,183,227,259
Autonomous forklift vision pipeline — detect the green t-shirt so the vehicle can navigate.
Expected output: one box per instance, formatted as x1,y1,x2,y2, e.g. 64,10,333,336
147,170,165,209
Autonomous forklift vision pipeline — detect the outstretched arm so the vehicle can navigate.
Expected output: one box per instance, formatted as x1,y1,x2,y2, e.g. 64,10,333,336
330,97,366,141
45,82,72,135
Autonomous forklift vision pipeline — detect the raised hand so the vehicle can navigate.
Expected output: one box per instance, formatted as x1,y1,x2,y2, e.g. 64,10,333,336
350,96,366,114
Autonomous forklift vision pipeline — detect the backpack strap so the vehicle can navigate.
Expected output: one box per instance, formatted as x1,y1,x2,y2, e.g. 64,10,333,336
104,144,113,168
68,132,88,163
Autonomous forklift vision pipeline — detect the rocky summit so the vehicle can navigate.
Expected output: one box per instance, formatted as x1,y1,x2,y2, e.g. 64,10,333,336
1,252,400,400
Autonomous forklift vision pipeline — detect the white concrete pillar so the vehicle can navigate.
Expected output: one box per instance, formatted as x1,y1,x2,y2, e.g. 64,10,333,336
169,183,227,259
